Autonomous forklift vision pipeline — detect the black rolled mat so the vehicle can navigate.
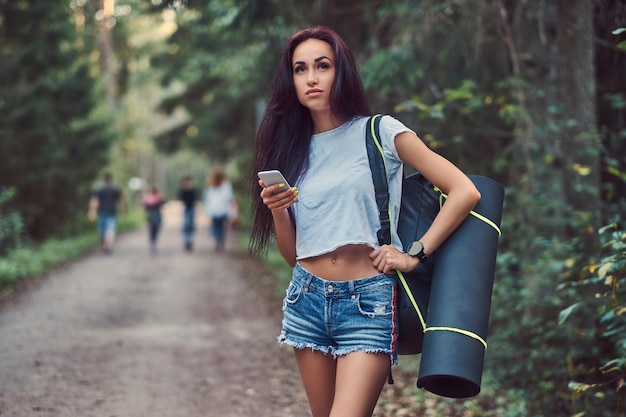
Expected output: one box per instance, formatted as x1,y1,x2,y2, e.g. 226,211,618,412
417,175,505,398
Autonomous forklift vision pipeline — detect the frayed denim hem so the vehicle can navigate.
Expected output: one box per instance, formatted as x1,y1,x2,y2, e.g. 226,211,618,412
277,333,332,356
334,347,397,365
278,332,396,365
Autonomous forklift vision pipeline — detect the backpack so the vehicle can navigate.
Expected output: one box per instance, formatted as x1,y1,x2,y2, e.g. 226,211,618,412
365,114,505,398
365,114,441,355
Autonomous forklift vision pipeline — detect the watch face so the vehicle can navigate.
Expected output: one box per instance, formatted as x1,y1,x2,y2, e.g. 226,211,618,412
408,241,424,256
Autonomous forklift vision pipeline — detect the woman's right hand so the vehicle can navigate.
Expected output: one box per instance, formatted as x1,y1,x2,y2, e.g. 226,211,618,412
259,180,299,211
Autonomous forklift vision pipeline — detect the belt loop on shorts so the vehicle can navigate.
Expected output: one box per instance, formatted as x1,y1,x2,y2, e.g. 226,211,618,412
348,280,355,295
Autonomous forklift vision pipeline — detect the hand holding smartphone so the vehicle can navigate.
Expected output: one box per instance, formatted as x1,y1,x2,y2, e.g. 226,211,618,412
258,170,291,195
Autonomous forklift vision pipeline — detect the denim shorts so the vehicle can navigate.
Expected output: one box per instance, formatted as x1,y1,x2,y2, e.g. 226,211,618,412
278,262,398,364
97,214,117,237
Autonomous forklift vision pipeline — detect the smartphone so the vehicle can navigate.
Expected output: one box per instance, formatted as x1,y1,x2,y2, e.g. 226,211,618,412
258,170,291,194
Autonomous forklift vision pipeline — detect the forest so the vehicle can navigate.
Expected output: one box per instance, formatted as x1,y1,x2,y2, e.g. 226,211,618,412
1,0,625,416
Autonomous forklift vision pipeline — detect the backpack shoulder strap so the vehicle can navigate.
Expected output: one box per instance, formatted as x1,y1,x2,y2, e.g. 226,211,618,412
365,114,392,245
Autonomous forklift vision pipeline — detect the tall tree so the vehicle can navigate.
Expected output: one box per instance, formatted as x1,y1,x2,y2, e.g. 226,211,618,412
557,0,600,225
0,0,115,238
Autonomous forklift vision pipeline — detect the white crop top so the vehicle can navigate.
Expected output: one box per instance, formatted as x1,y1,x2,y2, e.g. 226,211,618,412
291,115,415,260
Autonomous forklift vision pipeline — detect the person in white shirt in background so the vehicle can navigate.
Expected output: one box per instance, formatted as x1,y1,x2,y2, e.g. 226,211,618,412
203,169,235,252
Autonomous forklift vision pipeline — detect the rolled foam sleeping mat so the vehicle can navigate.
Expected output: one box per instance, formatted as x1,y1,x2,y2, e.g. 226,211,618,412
416,175,504,398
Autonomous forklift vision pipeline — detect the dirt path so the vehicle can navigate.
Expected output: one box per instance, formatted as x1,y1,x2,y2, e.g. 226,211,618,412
0,203,440,417
0,203,311,417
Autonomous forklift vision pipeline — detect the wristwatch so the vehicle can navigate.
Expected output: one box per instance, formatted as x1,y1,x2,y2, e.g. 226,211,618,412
407,241,429,263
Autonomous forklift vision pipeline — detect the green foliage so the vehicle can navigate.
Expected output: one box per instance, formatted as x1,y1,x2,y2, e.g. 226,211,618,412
395,79,489,120
0,210,143,291
0,187,23,256
488,231,580,415
357,1,518,177
362,47,425,98
0,0,116,239
600,92,626,208
486,152,625,416
150,0,287,161
557,223,626,416
0,234,98,290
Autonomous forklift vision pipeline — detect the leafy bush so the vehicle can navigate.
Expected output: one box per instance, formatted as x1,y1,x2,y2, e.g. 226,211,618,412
558,223,626,416
0,210,143,291
0,234,98,289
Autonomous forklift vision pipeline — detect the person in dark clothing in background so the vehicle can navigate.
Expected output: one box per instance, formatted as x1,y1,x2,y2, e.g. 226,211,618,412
89,172,122,254
178,175,197,252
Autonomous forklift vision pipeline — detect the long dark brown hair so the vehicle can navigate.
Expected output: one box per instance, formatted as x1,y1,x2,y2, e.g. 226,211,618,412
249,26,371,257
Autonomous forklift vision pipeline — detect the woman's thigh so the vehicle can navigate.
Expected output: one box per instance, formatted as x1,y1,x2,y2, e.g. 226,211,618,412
294,348,336,417
294,349,389,417
332,351,390,417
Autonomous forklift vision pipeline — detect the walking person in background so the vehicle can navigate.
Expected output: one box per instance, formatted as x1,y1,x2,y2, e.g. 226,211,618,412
249,27,480,417
203,169,235,252
89,172,122,254
178,175,197,252
143,185,166,254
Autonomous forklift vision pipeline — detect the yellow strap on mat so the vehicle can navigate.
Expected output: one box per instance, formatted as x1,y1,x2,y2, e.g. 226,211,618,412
424,326,488,349
400,271,488,350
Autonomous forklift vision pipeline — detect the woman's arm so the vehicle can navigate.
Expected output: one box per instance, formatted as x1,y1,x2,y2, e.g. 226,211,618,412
396,131,481,257
370,131,480,274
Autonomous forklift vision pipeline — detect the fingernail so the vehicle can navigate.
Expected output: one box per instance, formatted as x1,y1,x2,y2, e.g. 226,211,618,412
278,183,285,188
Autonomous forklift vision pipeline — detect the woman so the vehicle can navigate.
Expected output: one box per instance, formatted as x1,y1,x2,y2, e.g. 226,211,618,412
249,27,481,417
203,169,235,252
142,185,166,254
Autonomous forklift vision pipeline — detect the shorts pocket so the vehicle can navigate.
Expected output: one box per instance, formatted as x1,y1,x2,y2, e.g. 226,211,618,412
356,284,394,318
283,279,305,309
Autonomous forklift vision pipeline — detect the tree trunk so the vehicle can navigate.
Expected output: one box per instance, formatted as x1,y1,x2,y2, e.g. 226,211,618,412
100,0,116,108
556,0,600,224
